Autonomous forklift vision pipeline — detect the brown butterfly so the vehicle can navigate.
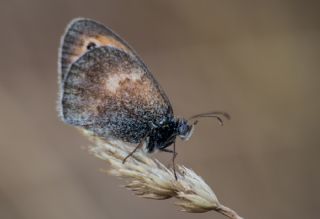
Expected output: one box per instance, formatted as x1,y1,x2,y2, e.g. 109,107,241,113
58,18,229,179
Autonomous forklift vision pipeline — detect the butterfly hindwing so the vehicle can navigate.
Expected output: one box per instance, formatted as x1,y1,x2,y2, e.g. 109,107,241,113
61,45,172,143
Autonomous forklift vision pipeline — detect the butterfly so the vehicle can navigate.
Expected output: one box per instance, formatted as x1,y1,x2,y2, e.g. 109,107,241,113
58,18,229,179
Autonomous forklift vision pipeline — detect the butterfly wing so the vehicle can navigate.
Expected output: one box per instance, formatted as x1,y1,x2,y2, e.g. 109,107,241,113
59,18,136,82
58,18,173,143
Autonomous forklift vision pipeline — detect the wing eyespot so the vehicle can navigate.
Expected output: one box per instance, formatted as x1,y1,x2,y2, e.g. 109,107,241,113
86,42,97,50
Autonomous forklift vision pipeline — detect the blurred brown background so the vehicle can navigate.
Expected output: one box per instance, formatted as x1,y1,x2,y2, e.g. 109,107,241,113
0,0,319,219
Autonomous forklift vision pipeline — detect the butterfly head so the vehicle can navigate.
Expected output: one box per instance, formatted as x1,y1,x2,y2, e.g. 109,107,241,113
176,118,195,141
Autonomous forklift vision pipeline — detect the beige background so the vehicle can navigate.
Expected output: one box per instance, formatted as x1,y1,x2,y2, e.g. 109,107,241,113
0,1,319,219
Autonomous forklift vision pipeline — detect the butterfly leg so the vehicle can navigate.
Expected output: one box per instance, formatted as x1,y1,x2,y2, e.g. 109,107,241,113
122,141,144,164
160,143,178,180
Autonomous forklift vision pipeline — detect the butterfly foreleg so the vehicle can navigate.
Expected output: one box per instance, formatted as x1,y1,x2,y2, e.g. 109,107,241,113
160,143,178,180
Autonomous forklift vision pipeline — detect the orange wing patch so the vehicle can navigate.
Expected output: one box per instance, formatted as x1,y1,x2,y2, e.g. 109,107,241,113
95,35,131,53
69,35,133,64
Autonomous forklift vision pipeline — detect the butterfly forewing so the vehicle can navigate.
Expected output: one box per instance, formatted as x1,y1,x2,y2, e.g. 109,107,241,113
59,18,136,82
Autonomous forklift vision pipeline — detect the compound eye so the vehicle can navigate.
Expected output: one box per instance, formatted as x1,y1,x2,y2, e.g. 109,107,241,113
178,122,188,135
178,122,194,141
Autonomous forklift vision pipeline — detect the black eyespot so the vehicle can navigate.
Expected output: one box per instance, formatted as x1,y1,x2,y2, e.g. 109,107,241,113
86,42,96,50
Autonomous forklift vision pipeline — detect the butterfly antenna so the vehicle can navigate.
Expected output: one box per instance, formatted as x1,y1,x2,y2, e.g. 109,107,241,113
188,111,230,126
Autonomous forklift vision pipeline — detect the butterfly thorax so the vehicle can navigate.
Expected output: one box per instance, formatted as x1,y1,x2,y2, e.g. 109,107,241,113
146,117,193,153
